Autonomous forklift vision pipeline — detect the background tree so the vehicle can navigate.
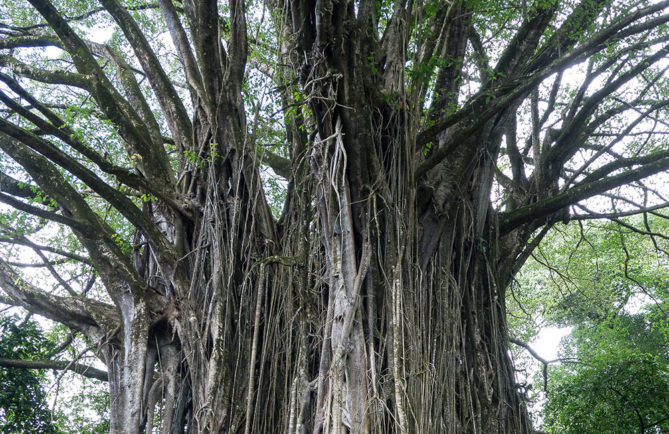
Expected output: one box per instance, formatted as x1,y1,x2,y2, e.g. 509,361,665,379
0,0,669,432
544,312,669,434
0,311,110,433
507,218,669,433
0,315,60,433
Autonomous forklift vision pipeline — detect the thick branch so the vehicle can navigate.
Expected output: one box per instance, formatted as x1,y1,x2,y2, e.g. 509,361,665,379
500,152,669,232
0,118,173,251
227,0,248,87
156,0,205,99
0,33,61,49
0,259,118,334
26,0,176,186
0,73,187,217
0,55,90,88
258,148,291,178
0,357,108,381
98,0,194,151
494,2,557,78
0,170,40,199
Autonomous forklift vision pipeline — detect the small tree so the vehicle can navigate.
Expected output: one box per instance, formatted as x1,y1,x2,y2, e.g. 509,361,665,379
545,313,669,433
508,219,669,433
0,316,59,433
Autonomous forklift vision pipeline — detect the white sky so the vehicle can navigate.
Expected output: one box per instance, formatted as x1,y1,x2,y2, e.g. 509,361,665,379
533,325,572,361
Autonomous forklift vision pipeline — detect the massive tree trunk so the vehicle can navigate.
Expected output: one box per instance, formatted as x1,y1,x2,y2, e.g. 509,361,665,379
1,0,669,433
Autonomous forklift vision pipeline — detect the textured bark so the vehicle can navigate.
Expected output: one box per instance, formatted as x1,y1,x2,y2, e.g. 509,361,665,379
1,1,669,433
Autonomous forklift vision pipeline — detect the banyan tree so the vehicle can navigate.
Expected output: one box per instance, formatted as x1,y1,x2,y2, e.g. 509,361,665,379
1,0,669,432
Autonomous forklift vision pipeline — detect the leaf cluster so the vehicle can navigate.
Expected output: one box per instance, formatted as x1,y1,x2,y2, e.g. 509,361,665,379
0,315,60,433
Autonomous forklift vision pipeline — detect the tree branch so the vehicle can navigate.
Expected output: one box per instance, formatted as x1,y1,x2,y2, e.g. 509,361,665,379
98,0,194,151
0,3,163,32
510,337,549,394
0,55,90,88
571,202,669,221
27,0,176,187
227,0,248,87
0,191,86,232
416,2,669,164
0,236,91,265
0,357,108,381
0,125,173,256
500,151,669,233
0,170,41,199
0,33,61,49
156,0,205,100
0,259,118,335
258,148,291,178
0,73,189,218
